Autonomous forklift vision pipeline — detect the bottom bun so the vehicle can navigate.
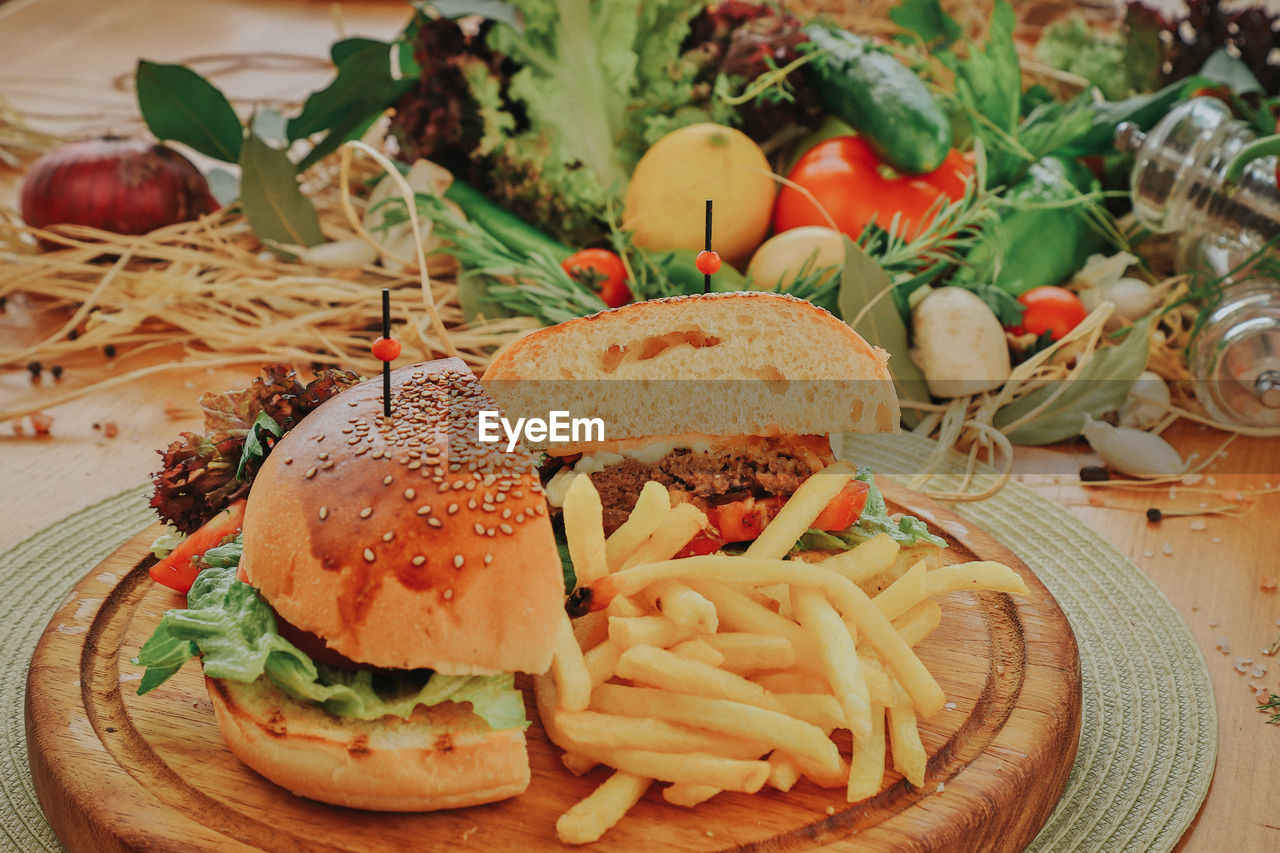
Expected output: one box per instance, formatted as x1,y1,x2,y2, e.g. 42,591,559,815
206,676,530,811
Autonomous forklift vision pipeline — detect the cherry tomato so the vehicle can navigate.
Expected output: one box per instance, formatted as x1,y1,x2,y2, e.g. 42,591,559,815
150,501,246,594
371,336,401,362
562,248,631,308
1011,286,1088,341
773,136,974,241
695,250,722,275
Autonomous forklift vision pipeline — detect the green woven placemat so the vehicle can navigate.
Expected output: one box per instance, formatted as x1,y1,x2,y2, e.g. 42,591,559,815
0,433,1216,852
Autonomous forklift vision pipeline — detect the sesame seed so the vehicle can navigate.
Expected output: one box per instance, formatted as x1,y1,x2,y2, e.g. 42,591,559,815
484,553,493,565
468,498,478,510
500,524,514,535
482,503,495,512
408,461,422,470
318,507,328,520
316,435,325,442
453,555,464,569
428,517,443,528
502,508,512,519
512,490,524,499
533,504,545,515
494,493,506,503
321,460,334,470
383,531,395,542
474,523,485,535
383,475,394,486
412,555,426,566
443,588,453,600
348,401,358,407
466,481,477,491
448,503,459,515
354,447,369,456
318,452,329,461
416,505,432,515
404,488,416,500
363,548,376,562
515,513,525,523
304,467,317,479
360,507,373,519
283,457,293,465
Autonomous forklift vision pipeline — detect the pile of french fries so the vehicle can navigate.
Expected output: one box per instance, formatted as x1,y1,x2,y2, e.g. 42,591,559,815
536,461,1029,844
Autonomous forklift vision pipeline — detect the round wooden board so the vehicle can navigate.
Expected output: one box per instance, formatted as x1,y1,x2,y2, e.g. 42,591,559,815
26,479,1080,853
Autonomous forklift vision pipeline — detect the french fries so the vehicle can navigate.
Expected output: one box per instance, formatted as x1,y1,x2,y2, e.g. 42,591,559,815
605,481,670,570
544,474,1030,843
557,772,651,845
563,474,609,585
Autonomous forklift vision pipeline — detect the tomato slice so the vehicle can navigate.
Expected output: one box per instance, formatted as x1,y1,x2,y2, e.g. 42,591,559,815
811,481,870,532
150,501,246,594
675,532,728,559
708,495,786,542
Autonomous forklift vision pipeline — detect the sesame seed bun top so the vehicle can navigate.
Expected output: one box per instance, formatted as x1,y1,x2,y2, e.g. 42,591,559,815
239,358,564,676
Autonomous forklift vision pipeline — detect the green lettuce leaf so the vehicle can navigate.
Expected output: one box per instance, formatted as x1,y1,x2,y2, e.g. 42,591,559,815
133,539,527,730
836,467,945,549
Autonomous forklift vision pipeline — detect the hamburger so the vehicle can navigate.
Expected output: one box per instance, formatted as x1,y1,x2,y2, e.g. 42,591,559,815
483,292,943,577
134,358,565,811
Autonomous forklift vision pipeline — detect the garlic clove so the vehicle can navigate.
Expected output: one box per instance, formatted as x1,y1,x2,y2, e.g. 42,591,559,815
1081,415,1186,478
1104,277,1161,321
297,238,379,270
1119,371,1171,430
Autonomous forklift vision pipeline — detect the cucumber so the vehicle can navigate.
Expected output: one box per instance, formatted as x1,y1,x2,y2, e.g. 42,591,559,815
803,25,952,175
443,178,573,264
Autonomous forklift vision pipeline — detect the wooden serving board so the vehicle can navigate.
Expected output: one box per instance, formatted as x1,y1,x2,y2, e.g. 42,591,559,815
26,480,1081,852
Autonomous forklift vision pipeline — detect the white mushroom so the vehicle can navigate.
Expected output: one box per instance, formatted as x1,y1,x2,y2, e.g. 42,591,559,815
911,287,1012,398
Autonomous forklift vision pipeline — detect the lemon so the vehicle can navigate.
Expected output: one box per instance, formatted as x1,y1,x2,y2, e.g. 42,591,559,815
623,123,775,269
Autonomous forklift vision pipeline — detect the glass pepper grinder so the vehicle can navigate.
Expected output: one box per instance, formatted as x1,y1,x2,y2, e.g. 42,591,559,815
1115,97,1280,432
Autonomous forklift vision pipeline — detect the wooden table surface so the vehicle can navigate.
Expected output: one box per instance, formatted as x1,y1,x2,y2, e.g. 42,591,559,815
1,1,1278,851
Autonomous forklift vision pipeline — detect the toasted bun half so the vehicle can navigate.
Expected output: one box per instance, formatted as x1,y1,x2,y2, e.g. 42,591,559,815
240,358,563,675
482,292,899,444
206,676,529,811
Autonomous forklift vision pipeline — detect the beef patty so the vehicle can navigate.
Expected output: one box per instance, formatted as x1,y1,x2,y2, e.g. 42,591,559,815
575,438,833,534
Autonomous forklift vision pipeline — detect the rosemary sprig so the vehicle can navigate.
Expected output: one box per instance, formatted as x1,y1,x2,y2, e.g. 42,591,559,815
371,194,607,325
1259,692,1280,725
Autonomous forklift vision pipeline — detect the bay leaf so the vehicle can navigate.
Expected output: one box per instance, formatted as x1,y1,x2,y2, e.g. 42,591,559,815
289,40,416,171
994,316,1151,445
135,60,242,163
837,237,930,426
238,132,323,248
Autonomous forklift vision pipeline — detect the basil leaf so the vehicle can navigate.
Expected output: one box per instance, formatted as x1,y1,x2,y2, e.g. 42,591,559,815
235,411,283,482
238,132,324,247
136,60,243,163
994,317,1151,445
889,0,961,49
289,40,418,170
837,237,928,425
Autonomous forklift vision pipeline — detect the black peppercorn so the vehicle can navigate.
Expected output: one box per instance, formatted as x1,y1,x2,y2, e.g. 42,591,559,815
1146,507,1163,523
51,365,64,380
103,344,116,358
1079,466,1110,482
26,361,41,377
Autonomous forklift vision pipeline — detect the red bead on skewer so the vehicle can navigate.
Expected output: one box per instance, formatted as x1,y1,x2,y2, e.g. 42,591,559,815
695,250,721,275
372,336,401,362
376,288,396,418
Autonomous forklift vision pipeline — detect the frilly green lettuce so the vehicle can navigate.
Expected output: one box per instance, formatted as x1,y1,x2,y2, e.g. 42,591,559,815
133,538,527,731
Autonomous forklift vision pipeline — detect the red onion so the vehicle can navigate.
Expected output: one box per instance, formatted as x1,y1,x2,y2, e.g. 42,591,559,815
21,137,218,238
